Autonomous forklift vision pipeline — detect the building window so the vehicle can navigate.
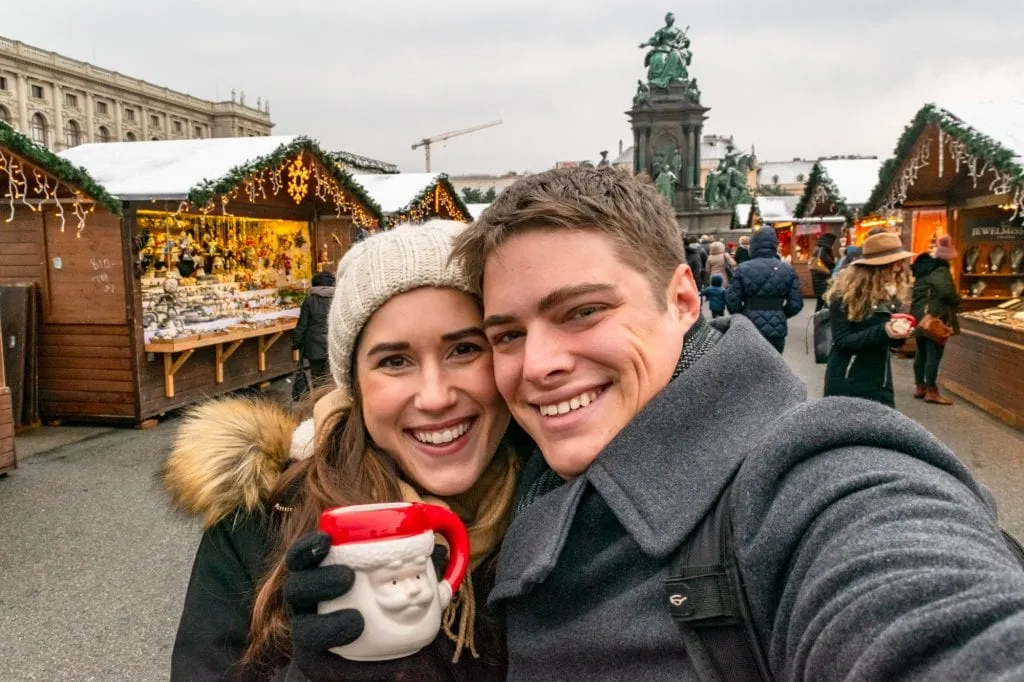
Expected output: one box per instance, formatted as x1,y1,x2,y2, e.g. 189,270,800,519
124,108,135,122
173,120,183,134
30,112,47,145
796,173,805,182
150,114,160,128
95,100,108,115
31,84,45,99
193,125,203,138
64,119,82,148
97,126,110,143
772,174,780,185
65,92,79,108
0,76,7,91
0,105,9,123
125,131,137,142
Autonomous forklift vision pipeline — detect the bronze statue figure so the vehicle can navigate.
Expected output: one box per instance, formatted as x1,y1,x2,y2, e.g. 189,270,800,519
639,12,692,89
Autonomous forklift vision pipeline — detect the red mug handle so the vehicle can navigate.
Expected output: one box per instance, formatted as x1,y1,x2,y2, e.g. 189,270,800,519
417,503,469,599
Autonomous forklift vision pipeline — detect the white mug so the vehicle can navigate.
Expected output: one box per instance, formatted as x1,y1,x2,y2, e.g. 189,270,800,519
317,501,470,661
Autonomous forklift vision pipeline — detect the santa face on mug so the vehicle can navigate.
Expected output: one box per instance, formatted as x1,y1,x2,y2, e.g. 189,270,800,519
365,555,438,624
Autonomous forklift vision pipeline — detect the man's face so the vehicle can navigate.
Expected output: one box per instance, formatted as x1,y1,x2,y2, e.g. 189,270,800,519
482,230,699,478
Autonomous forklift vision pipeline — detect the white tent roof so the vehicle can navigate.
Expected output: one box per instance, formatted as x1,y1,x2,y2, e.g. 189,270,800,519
939,100,1024,163
756,195,798,221
820,158,884,207
464,203,491,219
350,173,445,214
59,136,300,201
735,203,752,225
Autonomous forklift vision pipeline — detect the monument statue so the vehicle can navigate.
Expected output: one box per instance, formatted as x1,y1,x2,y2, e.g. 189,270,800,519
639,12,692,89
655,163,679,205
704,142,758,209
633,79,651,107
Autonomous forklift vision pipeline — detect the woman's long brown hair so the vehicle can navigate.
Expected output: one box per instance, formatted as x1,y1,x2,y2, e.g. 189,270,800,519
824,260,912,322
243,387,402,665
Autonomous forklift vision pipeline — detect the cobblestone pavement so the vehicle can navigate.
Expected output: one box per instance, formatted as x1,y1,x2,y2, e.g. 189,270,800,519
1,312,1021,680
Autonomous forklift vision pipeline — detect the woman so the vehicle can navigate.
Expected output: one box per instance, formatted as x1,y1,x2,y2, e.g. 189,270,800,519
734,235,751,264
705,240,737,286
823,232,914,407
164,220,522,681
910,234,960,405
811,233,838,311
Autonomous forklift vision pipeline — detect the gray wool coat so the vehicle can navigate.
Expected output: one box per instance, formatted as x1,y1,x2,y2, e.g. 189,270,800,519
491,315,1024,680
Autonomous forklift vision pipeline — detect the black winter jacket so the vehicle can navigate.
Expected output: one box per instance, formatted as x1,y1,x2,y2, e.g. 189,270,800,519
734,244,751,264
823,298,904,407
811,233,837,297
911,254,961,334
684,243,704,291
292,285,334,360
725,229,803,339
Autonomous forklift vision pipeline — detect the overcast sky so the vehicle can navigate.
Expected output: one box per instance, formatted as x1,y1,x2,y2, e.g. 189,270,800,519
6,1,1023,174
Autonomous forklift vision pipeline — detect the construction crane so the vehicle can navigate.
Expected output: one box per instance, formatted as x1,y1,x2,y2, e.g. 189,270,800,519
411,120,502,172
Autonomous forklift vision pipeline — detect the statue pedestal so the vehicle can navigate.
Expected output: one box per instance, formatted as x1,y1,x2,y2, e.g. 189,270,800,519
675,208,734,237
628,82,709,215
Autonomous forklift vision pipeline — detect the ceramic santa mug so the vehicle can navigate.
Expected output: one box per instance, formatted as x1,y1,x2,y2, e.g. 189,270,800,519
317,502,470,661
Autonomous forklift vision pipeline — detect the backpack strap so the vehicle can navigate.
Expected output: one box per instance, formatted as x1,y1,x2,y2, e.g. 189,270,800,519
666,478,773,681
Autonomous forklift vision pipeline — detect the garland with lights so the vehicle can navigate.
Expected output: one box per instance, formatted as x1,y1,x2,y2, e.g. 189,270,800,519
794,161,856,223
1,120,121,235
384,174,471,227
863,103,1024,216
188,136,384,228
331,150,399,175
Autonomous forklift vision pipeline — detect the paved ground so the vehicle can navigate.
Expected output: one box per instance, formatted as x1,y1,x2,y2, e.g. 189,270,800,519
0,308,1022,680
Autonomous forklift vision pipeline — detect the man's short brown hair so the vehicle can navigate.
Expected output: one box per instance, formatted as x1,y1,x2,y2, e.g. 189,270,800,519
451,166,685,306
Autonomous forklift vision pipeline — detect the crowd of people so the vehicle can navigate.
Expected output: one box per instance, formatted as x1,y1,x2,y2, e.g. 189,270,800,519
162,167,1016,682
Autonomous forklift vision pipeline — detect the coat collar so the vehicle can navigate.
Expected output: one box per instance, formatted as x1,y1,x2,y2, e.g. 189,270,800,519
491,316,806,601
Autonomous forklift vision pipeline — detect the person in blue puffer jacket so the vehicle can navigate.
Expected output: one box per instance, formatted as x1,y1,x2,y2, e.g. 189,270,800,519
726,227,804,352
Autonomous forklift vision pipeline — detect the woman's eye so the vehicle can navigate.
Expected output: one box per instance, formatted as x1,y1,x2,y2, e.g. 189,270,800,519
377,355,409,369
451,342,482,357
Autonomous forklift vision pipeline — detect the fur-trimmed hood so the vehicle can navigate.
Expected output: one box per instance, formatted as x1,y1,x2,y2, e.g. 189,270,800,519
162,397,302,529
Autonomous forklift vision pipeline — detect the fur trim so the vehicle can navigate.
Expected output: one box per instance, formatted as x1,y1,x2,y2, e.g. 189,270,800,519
163,397,296,528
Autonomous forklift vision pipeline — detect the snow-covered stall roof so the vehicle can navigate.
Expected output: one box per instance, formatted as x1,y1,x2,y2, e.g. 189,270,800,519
819,159,884,207
938,100,1024,163
60,136,301,201
758,160,814,187
465,203,491,219
350,172,469,223
755,195,798,221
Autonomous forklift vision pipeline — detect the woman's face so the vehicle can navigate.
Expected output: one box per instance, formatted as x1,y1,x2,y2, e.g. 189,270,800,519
355,287,510,497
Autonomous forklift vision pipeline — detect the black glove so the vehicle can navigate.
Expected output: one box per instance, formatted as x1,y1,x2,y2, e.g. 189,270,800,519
283,531,449,681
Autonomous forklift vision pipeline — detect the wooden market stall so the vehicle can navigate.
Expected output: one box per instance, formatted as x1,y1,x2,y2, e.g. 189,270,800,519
350,173,470,227
862,101,1024,428
792,158,884,296
0,315,15,473
29,135,383,426
0,120,125,432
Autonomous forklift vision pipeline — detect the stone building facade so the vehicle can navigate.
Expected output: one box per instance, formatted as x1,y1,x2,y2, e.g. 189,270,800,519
0,35,273,151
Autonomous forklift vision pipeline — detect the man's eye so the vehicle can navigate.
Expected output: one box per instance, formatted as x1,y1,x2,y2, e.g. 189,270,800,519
490,330,523,346
570,305,604,320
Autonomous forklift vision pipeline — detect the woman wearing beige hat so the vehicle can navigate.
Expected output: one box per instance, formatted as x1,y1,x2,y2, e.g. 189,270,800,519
822,232,915,407
164,220,521,680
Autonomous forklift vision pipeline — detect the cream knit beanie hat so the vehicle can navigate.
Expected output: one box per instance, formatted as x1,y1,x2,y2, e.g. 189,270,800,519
327,219,475,395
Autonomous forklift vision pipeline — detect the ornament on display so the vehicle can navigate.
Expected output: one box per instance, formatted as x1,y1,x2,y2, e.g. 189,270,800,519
1012,279,1024,298
989,245,1005,273
969,280,988,297
1011,246,1024,273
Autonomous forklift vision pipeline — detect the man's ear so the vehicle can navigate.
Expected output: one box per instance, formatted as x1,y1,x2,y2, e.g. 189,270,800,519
666,263,701,324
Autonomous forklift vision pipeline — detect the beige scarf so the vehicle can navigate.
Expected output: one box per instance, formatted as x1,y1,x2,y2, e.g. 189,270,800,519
398,446,519,662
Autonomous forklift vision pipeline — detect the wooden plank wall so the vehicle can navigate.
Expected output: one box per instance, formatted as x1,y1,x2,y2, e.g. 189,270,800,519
0,212,48,308
0,388,14,472
37,209,136,421
940,320,1024,429
137,336,296,419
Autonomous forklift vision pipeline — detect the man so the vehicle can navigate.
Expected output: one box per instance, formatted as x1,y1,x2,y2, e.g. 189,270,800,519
451,167,1024,680
725,227,803,353
683,236,704,292
291,270,335,384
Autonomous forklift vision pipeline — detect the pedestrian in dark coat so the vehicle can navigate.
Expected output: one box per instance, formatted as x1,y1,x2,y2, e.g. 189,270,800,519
701,274,727,318
811,232,838,311
734,235,751,264
824,232,914,407
684,237,704,292
910,235,960,405
725,227,803,352
291,270,335,381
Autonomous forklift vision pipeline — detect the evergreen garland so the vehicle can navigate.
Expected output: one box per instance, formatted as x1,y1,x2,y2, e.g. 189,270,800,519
0,120,122,215
863,103,1024,214
385,173,472,226
188,136,384,222
794,160,857,223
